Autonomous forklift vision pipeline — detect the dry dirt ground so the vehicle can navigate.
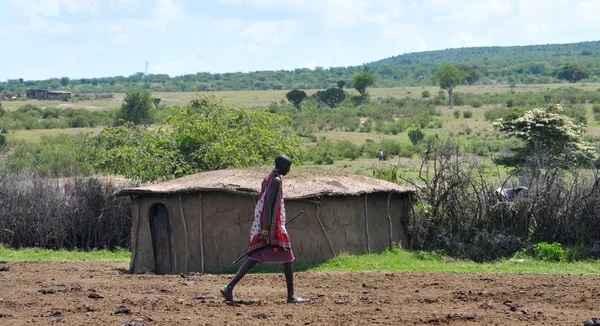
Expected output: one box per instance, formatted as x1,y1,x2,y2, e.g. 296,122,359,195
1,261,599,325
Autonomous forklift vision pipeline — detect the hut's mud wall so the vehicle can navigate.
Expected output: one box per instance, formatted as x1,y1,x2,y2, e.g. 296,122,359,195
130,192,411,274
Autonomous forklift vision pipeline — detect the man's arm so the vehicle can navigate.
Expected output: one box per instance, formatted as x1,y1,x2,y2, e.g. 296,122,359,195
262,177,281,234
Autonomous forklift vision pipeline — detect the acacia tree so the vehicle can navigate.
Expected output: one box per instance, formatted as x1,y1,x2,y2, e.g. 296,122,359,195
433,63,468,105
494,104,596,168
316,88,346,108
557,63,589,83
285,89,307,109
352,72,375,104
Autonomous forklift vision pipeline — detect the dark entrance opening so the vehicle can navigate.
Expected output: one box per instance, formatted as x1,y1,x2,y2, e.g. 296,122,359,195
149,203,173,274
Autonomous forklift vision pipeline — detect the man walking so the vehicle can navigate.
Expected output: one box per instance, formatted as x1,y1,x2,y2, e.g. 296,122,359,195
220,155,309,303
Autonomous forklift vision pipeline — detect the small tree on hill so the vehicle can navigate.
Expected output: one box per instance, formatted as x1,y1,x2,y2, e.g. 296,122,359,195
353,72,375,104
494,104,596,168
557,63,589,83
286,89,307,109
115,90,154,126
337,80,345,89
316,88,346,108
433,63,468,106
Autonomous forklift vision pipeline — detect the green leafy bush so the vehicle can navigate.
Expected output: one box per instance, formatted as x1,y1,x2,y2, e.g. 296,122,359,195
453,110,460,118
421,90,430,98
463,110,473,118
407,127,425,145
534,242,565,262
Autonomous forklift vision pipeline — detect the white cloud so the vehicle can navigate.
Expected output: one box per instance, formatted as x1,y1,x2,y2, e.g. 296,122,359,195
424,0,514,25
450,31,490,48
219,0,402,29
152,53,204,76
241,20,296,43
154,0,185,22
8,0,98,17
107,24,131,44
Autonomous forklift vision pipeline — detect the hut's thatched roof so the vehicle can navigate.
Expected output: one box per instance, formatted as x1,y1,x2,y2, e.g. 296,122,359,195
116,168,413,199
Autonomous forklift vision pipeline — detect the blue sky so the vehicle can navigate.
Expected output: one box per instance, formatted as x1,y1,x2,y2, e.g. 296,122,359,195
1,0,599,81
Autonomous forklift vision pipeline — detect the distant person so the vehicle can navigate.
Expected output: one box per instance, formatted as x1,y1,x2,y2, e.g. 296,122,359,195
220,154,309,304
378,149,384,162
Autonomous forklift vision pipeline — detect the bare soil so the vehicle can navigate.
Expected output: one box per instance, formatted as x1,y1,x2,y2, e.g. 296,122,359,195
1,261,599,325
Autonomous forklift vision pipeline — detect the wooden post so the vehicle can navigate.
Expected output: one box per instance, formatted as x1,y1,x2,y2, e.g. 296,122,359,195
316,204,336,257
198,193,205,274
409,194,417,250
129,197,141,273
167,196,177,274
178,195,189,273
364,194,370,254
386,192,394,250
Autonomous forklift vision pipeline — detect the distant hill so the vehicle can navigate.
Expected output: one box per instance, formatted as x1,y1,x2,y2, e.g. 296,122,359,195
1,41,599,94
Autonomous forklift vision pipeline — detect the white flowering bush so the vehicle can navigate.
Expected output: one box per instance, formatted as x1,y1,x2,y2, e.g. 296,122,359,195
494,104,596,167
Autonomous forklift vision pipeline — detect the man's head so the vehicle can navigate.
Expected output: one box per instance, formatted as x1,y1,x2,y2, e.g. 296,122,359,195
275,154,292,175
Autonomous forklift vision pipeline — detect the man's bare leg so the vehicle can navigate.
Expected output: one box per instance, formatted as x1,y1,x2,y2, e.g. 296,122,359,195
221,258,258,302
284,262,309,303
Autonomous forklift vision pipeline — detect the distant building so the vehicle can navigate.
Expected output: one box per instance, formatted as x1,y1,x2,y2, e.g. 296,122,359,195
26,89,71,100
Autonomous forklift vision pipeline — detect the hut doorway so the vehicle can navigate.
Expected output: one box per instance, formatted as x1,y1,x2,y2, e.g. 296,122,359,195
149,203,173,274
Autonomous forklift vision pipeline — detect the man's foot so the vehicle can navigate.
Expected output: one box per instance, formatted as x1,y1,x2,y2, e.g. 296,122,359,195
220,286,233,302
287,295,310,303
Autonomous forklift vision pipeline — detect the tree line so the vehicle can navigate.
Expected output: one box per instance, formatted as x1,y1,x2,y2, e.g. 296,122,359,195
1,41,598,94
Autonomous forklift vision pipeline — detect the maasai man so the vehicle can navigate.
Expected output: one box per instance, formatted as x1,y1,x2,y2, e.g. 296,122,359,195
220,154,309,303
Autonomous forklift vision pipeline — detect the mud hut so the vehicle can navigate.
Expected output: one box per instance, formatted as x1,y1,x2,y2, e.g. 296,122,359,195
116,168,414,274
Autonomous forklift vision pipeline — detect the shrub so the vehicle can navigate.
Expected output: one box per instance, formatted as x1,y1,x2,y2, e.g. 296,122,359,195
335,140,361,160
463,110,473,118
421,90,430,98
0,172,132,250
593,104,600,114
470,99,483,108
506,99,514,107
407,127,425,145
534,242,565,262
453,110,460,119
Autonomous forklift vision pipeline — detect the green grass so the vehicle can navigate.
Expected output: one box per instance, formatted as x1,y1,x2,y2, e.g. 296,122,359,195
307,249,600,275
5,245,598,275
0,245,131,262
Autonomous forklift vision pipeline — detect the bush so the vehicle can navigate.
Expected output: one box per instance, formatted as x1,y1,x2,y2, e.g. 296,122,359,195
593,104,600,114
470,99,483,108
534,242,565,262
407,127,425,146
421,90,430,98
463,110,473,118
0,172,132,250
453,110,460,118
335,140,361,160
506,99,514,107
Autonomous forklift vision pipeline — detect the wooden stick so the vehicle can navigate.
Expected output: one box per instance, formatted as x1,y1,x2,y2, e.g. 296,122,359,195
386,192,394,250
178,195,189,273
129,197,140,273
316,204,336,257
167,196,177,273
364,194,370,254
198,193,205,273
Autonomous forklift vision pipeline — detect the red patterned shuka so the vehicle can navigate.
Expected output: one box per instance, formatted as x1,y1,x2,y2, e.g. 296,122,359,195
248,170,292,253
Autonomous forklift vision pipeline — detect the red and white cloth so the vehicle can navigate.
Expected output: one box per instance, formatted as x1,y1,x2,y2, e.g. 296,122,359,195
247,170,294,263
